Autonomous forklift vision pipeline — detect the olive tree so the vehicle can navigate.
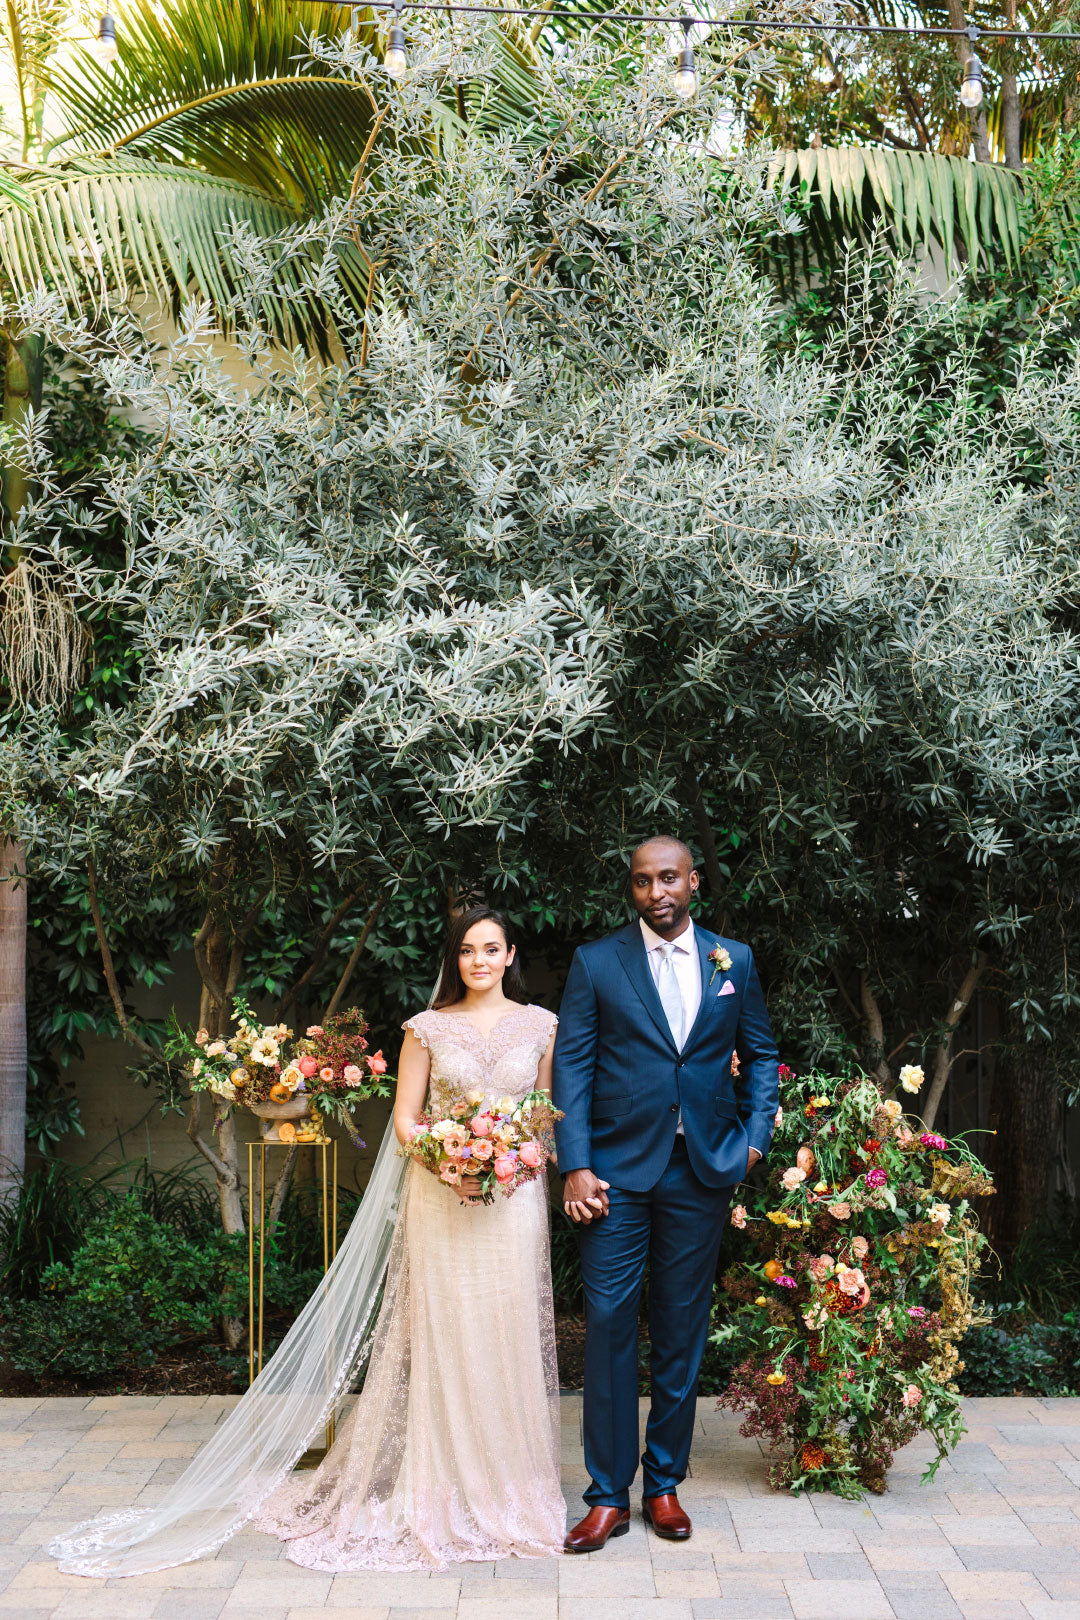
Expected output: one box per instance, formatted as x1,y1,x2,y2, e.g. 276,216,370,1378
9,22,1080,1246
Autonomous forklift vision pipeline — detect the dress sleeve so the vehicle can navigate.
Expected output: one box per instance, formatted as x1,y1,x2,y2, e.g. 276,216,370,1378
401,1012,433,1049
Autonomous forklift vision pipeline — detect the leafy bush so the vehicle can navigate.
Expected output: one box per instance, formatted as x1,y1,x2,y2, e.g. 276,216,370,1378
717,1068,995,1497
0,1159,114,1298
0,1157,219,1300
959,1304,1080,1397
0,1198,233,1378
0,1155,348,1381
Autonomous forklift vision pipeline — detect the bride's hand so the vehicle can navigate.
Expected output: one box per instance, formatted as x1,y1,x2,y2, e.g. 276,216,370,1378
458,1176,483,1203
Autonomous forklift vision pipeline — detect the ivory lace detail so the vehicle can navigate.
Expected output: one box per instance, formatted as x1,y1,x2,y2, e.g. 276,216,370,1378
255,1002,565,1571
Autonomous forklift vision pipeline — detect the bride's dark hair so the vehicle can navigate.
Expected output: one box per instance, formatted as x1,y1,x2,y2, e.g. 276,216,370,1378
431,906,529,1010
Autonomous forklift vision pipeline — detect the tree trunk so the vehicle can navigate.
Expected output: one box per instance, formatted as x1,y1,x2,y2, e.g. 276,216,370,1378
2,330,43,529
922,953,987,1130
858,972,893,1090
0,841,27,1208
1001,72,1022,171
983,1021,1060,1258
190,913,246,1348
0,335,44,1205
1001,0,1022,172
945,0,991,163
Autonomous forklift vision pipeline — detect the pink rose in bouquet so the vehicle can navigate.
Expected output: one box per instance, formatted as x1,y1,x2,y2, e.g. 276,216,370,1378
401,1090,563,1203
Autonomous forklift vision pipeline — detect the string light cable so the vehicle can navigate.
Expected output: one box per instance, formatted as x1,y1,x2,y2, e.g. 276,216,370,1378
358,0,1080,45
93,0,1080,101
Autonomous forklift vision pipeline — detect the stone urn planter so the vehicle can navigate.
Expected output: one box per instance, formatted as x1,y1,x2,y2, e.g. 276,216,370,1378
246,1094,313,1142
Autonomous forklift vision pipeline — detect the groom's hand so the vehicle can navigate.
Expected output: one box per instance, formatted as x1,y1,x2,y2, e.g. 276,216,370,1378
745,1147,762,1176
563,1169,611,1223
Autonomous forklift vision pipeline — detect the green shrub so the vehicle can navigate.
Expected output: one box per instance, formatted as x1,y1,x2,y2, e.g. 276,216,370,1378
0,1197,233,1378
959,1304,1080,1397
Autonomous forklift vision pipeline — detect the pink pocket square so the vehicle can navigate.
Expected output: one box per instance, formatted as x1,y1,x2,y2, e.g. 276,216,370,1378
718,981,736,997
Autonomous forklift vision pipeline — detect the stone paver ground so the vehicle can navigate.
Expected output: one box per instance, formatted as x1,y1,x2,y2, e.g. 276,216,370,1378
1,1394,1079,1620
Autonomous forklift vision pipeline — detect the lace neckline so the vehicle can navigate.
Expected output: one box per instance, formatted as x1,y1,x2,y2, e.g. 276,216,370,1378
427,1005,536,1043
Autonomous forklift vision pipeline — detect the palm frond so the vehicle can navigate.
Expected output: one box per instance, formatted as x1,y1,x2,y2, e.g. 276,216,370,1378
41,0,380,209
767,146,1024,275
0,156,366,338
49,75,379,210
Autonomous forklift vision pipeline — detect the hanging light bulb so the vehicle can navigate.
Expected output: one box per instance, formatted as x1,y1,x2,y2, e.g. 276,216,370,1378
672,18,696,99
96,7,118,64
959,25,983,109
384,0,407,79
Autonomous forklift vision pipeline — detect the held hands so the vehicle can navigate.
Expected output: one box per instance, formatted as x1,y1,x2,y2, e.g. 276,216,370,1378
563,1151,760,1219
563,1168,611,1223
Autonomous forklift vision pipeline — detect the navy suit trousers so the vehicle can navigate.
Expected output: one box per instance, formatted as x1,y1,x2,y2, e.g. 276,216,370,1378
576,1135,733,1508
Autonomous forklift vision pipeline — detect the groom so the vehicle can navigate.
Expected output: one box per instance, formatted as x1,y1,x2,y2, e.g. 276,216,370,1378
553,836,779,1551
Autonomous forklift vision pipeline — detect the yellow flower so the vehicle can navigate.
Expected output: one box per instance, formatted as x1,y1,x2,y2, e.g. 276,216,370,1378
465,1089,485,1106
495,1096,516,1115
899,1064,925,1094
766,1211,787,1225
882,1099,903,1120
814,1181,828,1194
766,1372,787,1385
754,1295,768,1307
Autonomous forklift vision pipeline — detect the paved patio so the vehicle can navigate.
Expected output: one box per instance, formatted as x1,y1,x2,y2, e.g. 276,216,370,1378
1,1394,1079,1620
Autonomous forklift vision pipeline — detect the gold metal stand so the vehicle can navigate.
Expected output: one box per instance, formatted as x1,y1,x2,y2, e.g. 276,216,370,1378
247,1135,339,1464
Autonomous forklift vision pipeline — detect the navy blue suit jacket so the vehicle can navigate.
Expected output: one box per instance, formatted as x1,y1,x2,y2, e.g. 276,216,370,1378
552,921,780,1192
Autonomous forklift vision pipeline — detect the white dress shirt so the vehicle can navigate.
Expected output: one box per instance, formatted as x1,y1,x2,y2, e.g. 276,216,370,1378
640,916,701,1135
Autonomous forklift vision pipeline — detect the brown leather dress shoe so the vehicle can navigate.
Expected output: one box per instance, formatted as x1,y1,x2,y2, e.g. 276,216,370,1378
642,1493,692,1539
563,1505,631,1552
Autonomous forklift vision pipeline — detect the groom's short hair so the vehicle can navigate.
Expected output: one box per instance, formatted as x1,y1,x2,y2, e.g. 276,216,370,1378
630,835,696,870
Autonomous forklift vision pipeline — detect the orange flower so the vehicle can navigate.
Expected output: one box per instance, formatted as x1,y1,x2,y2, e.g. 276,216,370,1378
800,1442,827,1470
763,1259,784,1281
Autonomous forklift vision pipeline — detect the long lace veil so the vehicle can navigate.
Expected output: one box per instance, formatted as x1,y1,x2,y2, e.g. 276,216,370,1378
48,1116,407,1577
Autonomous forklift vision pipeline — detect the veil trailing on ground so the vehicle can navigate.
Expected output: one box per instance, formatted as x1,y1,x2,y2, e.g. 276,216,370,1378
48,1118,407,1578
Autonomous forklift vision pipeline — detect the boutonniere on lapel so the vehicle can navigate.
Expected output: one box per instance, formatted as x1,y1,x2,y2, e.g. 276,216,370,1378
708,945,733,988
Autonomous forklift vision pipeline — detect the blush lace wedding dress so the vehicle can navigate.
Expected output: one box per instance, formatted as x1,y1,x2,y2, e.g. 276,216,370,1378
49,1002,565,1578
256,1003,565,1569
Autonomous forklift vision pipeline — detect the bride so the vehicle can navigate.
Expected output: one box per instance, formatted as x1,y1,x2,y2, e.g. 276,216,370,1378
49,906,567,1577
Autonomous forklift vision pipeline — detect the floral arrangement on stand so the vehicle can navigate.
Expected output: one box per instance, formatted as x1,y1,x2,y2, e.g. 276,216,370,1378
402,1089,562,1202
170,999,391,1144
717,1063,995,1497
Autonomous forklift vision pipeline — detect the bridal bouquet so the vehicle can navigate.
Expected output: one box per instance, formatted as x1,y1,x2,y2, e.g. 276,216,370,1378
170,999,391,1134
402,1089,562,1203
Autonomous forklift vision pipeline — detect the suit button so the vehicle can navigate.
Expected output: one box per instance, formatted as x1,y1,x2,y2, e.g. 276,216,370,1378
670,1104,678,1113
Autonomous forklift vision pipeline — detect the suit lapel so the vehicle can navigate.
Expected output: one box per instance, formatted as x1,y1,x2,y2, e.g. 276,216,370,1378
615,924,678,1052
680,926,727,1058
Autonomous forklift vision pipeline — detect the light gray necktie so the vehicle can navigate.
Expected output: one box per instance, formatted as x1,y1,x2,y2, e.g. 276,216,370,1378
656,941,685,1050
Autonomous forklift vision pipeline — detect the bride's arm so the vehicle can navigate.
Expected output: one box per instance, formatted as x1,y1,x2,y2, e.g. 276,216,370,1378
394,1030,430,1144
535,1027,556,1096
